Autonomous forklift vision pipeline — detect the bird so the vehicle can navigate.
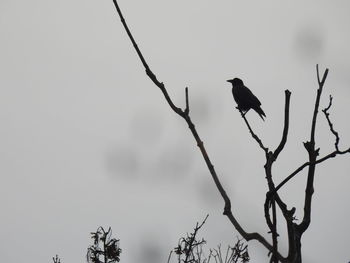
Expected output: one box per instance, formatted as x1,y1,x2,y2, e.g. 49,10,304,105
227,78,266,120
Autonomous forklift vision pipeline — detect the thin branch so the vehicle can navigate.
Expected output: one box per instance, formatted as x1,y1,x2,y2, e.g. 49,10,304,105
263,154,286,263
197,214,209,230
111,0,285,260
317,64,329,86
238,108,268,154
271,201,278,263
185,87,190,115
322,95,340,151
298,64,329,233
239,90,290,262
167,251,173,263
264,90,291,263
225,212,286,262
184,215,209,263
273,90,291,160
272,148,350,195
310,65,329,142
112,0,183,115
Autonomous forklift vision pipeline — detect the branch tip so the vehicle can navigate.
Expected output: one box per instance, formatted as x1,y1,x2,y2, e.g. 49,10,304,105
316,64,329,85
185,87,189,114
273,89,291,160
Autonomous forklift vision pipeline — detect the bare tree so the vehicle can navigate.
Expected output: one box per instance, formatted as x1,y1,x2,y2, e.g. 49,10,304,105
111,1,350,262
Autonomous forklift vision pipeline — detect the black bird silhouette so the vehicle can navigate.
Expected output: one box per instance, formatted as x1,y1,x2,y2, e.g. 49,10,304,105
227,78,266,120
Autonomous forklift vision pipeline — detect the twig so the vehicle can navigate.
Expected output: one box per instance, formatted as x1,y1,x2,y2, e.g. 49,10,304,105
322,95,340,151
238,108,268,153
167,251,173,263
310,65,329,142
185,87,190,115
111,0,182,115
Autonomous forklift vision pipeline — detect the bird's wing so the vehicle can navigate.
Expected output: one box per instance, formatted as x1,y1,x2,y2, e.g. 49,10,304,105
239,86,262,106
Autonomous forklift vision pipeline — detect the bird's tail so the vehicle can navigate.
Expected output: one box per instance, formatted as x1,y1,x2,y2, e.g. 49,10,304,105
255,107,266,121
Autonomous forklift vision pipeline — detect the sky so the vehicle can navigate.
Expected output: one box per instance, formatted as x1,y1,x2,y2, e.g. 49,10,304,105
1,0,350,262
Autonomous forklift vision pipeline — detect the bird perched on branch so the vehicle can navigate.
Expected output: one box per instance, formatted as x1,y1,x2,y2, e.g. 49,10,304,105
227,78,266,120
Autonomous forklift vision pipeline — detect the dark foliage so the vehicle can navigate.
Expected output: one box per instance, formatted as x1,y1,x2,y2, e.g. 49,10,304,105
169,216,249,263
87,227,122,263
52,255,61,263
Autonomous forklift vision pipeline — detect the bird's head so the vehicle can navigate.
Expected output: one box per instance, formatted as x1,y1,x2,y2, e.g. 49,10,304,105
226,78,243,86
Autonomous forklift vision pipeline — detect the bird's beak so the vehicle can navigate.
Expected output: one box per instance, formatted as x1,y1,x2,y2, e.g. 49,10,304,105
226,79,232,83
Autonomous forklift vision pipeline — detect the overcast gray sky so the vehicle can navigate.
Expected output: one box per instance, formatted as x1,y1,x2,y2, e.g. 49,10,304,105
1,0,350,262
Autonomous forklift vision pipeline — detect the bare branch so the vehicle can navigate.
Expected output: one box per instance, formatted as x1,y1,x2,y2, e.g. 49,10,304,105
317,64,329,86
185,87,190,115
239,90,290,262
236,106,288,260
111,0,283,259
184,215,208,263
111,0,183,115
273,90,291,160
322,95,340,151
298,64,329,233
238,108,268,153
265,91,291,263
197,214,209,230
273,148,350,195
311,65,329,143
167,251,173,263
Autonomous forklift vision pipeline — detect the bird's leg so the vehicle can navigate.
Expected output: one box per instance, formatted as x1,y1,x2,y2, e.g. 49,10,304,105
236,106,249,116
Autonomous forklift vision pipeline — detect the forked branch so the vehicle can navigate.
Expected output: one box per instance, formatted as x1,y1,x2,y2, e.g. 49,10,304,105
298,65,328,233
273,80,350,196
273,147,350,195
111,0,284,260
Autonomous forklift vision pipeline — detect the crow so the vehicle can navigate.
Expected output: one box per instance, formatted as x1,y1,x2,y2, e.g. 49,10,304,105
227,78,266,120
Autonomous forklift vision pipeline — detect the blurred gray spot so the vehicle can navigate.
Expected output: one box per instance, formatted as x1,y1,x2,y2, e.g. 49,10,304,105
196,174,222,208
137,238,164,263
105,146,139,179
335,64,350,86
129,108,164,145
156,143,194,180
294,26,324,60
191,95,211,125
